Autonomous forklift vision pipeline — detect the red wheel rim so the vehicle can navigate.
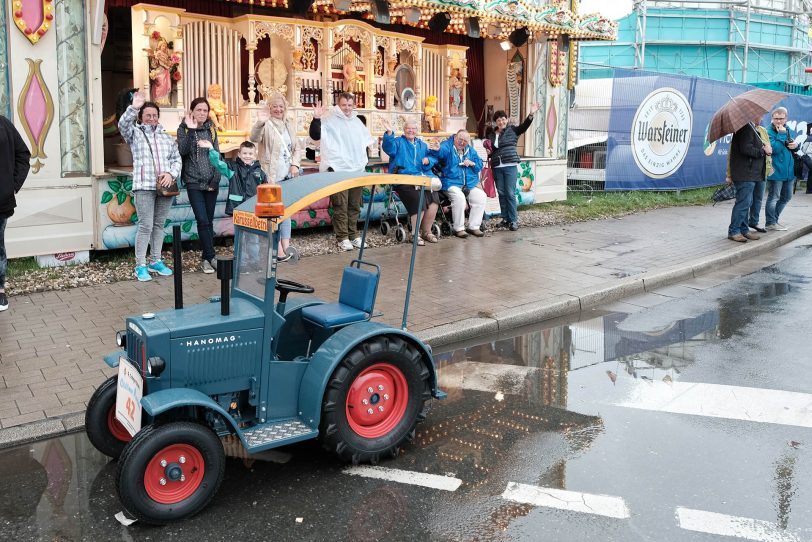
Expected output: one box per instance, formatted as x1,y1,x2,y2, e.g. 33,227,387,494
144,444,205,504
345,363,409,438
107,405,132,443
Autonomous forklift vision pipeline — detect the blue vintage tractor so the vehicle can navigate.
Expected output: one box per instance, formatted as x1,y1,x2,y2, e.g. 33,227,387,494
84,172,445,524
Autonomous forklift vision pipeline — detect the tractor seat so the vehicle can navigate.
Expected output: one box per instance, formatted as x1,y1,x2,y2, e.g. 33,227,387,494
301,264,379,328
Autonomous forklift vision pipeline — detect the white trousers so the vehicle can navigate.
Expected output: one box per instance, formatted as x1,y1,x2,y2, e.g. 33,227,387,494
447,186,486,232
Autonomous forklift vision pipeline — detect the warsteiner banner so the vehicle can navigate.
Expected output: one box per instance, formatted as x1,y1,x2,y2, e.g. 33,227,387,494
606,69,756,190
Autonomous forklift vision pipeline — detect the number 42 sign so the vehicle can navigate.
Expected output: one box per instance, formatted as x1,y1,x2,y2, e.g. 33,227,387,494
115,358,143,437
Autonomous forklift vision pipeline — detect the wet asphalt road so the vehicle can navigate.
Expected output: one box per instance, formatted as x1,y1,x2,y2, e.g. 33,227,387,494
2,248,812,541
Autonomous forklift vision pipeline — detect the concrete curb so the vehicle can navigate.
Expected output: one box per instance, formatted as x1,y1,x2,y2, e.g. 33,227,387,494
2,224,811,450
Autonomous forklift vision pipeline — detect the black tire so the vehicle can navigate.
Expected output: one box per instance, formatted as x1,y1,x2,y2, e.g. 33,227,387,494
431,222,441,239
394,226,406,243
86,375,133,459
320,335,431,464
440,221,452,237
380,221,390,236
116,421,225,525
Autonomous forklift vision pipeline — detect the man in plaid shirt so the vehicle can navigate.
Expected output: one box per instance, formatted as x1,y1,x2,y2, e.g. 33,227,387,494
118,91,182,281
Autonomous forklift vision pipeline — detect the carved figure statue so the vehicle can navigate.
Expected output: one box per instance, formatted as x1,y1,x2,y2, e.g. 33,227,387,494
148,38,173,106
449,67,463,116
424,95,442,132
343,53,360,92
207,83,227,132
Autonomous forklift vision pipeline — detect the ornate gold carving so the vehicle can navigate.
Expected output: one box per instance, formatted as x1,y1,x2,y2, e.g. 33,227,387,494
374,49,383,77
333,25,371,48
292,49,304,70
254,22,294,45
376,36,390,52
301,26,323,45
18,58,54,172
303,40,317,71
395,39,418,60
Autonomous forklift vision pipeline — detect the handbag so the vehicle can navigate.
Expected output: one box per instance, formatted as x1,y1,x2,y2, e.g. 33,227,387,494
711,183,736,205
481,166,497,198
156,177,180,197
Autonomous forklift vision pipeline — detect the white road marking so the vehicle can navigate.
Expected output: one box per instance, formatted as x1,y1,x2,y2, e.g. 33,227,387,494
343,466,462,492
616,381,812,428
501,482,631,519
676,507,804,542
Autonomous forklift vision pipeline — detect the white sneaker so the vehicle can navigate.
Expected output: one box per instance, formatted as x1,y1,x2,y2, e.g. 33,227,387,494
338,239,353,251
766,223,788,231
351,237,368,249
774,223,789,231
202,259,216,274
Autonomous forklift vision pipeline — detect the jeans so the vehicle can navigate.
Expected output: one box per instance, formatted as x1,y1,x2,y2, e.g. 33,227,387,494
493,165,519,224
133,190,174,267
728,181,755,236
278,218,291,241
188,188,218,261
748,180,765,228
765,180,793,226
0,217,7,287
446,186,486,231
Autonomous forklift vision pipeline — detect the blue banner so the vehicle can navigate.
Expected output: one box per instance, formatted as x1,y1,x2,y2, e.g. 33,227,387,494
604,69,812,190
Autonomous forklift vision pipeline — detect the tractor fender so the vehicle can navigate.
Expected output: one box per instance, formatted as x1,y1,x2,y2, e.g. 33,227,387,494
103,351,122,369
140,388,249,447
297,322,440,427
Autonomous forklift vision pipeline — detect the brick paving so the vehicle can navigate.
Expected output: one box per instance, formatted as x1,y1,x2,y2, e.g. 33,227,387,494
1,195,811,435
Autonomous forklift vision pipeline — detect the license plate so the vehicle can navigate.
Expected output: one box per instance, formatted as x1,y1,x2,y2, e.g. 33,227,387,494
115,357,143,437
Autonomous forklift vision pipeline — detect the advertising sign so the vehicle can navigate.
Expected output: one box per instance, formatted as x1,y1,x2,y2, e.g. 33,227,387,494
116,358,143,437
605,69,754,190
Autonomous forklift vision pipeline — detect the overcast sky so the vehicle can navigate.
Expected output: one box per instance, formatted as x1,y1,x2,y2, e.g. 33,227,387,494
578,0,634,19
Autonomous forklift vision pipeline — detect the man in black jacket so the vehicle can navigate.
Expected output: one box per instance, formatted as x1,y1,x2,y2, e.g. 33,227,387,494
0,115,32,311
726,117,770,243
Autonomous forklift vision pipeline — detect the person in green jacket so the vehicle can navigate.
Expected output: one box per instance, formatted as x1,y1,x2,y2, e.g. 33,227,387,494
765,107,796,230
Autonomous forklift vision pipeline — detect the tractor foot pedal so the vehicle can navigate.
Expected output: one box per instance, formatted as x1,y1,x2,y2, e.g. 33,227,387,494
241,417,317,451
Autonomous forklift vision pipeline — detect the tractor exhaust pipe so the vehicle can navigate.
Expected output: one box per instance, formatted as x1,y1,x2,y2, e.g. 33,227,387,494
172,225,183,310
217,257,233,316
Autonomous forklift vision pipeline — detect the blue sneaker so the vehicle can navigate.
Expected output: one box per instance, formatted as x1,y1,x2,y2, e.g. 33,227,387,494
134,266,152,282
148,260,173,276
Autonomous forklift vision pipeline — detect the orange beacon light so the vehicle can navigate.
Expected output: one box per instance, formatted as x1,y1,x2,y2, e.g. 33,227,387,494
255,184,285,218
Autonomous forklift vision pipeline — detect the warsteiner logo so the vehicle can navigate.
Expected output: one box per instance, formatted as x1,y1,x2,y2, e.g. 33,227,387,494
631,88,693,179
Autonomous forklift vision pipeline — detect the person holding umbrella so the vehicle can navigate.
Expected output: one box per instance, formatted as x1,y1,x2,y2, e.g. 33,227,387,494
726,118,771,242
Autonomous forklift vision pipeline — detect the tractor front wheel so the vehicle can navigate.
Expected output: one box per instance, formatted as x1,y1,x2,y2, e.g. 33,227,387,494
86,375,133,459
320,336,430,464
116,421,225,525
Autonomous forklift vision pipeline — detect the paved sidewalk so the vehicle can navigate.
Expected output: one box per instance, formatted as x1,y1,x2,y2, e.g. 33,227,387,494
1,194,811,446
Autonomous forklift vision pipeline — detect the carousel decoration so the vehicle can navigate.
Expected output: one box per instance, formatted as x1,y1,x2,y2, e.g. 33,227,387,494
17,58,55,173
207,84,228,131
12,0,55,44
147,31,182,106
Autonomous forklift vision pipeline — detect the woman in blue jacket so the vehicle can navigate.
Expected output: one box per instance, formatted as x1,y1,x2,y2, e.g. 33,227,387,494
381,119,440,244
765,107,796,230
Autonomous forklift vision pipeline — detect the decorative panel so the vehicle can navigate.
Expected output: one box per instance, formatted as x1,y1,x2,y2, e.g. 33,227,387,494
17,58,55,173
0,2,9,117
533,42,548,158
55,0,89,174
12,0,56,44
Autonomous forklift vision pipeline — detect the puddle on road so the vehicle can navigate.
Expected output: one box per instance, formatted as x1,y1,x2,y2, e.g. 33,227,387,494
0,277,800,541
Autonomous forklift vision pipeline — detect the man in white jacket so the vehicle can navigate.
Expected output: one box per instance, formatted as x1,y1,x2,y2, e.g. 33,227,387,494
309,93,375,251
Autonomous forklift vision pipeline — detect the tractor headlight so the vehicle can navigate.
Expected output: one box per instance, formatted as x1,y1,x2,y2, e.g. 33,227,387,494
146,356,166,377
116,330,127,348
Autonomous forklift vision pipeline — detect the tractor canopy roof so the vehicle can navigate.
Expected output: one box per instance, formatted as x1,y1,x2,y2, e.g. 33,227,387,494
232,171,433,231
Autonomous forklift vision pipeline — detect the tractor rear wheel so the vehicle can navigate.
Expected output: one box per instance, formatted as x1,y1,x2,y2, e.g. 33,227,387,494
320,336,430,464
116,421,225,525
86,375,133,459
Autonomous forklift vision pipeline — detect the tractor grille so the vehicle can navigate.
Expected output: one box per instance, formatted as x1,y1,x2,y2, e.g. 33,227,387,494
127,332,146,375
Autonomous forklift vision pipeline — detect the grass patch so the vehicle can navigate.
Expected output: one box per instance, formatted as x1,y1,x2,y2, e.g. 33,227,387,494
529,187,716,222
6,257,40,275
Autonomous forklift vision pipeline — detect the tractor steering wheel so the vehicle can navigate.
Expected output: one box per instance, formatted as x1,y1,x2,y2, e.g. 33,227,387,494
275,278,315,305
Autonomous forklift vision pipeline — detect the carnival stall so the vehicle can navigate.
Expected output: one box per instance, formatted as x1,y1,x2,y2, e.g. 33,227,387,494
1,0,616,258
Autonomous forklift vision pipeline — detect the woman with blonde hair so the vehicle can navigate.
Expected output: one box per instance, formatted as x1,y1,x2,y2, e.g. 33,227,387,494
251,92,301,260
